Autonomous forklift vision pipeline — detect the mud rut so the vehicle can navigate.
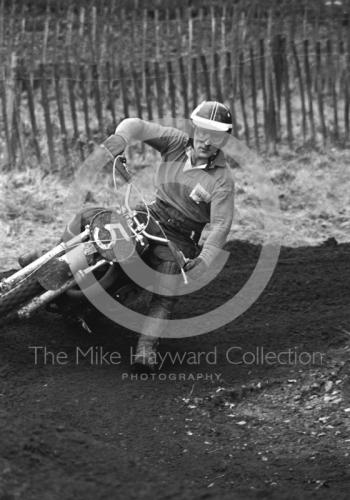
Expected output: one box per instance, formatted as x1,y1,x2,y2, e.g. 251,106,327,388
0,240,349,500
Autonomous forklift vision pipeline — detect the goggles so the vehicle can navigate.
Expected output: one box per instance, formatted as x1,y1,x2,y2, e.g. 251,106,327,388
194,127,227,147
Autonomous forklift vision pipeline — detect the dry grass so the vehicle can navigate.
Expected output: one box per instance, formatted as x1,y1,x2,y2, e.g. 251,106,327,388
0,145,349,270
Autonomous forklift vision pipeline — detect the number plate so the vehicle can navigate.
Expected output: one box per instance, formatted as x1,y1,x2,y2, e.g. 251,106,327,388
90,210,135,262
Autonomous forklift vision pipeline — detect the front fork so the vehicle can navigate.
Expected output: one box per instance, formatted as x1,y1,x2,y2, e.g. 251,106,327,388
0,228,90,293
16,259,109,319
0,227,108,320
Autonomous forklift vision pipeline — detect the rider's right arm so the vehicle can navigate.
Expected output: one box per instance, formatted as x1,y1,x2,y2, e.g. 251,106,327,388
79,119,184,186
79,133,126,173
115,118,187,155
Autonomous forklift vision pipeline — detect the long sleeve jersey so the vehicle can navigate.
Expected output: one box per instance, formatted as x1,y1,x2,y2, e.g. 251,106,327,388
115,118,234,265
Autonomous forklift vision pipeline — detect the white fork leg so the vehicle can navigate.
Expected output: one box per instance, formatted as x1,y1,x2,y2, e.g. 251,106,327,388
15,260,108,319
0,229,90,292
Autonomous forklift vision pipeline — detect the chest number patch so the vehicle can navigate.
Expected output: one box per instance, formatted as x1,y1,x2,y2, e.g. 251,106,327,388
189,183,211,204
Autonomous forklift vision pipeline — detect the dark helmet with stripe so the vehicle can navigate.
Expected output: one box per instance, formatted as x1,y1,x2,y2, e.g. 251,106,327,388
191,101,232,132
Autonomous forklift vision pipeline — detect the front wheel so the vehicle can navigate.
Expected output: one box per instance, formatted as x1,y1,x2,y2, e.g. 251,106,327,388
0,273,43,320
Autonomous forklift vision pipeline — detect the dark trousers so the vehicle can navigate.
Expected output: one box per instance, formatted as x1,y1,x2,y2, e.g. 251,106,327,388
137,204,199,339
139,258,180,339
63,205,199,337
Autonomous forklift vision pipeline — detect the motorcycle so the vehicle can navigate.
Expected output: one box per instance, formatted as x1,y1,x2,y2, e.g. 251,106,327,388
0,156,189,332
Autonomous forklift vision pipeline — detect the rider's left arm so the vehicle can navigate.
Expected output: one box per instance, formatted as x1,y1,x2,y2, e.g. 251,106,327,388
198,187,234,267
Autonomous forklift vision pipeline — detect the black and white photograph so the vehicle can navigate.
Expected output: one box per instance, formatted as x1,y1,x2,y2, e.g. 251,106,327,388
0,0,349,498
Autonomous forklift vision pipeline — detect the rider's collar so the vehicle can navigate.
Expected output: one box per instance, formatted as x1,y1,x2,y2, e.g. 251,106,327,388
184,145,226,171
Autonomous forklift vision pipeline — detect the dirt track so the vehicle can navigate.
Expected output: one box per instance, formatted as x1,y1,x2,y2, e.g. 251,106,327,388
0,239,350,500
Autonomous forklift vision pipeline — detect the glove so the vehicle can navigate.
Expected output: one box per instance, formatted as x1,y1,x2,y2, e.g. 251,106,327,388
183,257,207,279
74,134,127,203
103,134,127,157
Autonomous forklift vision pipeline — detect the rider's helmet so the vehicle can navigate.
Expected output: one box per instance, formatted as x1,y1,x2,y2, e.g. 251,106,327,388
190,101,232,133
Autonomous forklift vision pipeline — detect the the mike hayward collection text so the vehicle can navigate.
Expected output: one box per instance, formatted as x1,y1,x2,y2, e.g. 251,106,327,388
28,345,324,369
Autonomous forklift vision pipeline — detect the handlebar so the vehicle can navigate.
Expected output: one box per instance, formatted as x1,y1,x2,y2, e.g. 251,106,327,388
113,156,189,284
113,155,132,183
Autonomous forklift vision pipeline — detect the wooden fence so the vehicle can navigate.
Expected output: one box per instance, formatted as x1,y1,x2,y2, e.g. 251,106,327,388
1,0,348,65
1,0,350,169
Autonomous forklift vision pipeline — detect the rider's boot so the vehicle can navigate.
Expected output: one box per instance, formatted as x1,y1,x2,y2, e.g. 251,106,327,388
131,260,179,373
133,334,159,372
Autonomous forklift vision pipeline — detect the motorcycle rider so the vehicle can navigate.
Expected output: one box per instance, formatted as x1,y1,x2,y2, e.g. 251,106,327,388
80,101,235,371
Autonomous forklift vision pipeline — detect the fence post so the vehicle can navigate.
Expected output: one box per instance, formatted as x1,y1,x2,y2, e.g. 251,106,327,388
141,9,148,97
326,38,333,95
29,19,36,68
92,63,104,135
0,70,14,167
144,60,153,121
65,59,79,141
328,38,339,141
78,6,86,63
154,60,163,119
199,53,211,100
213,52,223,102
191,56,198,109
53,22,60,64
303,39,316,143
42,6,50,65
65,5,74,60
223,51,231,100
39,63,56,170
272,34,284,138
267,76,277,152
167,60,176,126
315,41,327,145
291,40,307,141
178,55,189,118
221,3,227,53
265,11,277,153
18,3,28,60
249,46,259,150
198,7,204,50
104,4,112,67
54,63,70,165
188,7,193,98
79,64,92,149
176,7,183,54
23,66,41,163
91,4,97,62
224,50,238,138
105,61,117,128
4,53,18,164
131,64,143,120
283,41,293,148
13,73,25,166
165,8,170,61
155,8,160,61
210,5,216,97
259,39,268,143
239,52,250,146
119,62,129,119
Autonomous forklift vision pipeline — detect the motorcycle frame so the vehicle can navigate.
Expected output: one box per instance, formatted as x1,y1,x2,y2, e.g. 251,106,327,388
0,228,90,293
16,259,109,319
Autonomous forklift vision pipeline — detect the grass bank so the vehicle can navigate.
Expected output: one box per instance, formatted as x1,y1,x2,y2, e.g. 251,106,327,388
0,146,349,269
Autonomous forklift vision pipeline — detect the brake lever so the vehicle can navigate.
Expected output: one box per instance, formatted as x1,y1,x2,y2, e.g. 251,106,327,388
167,241,189,285
114,155,132,183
